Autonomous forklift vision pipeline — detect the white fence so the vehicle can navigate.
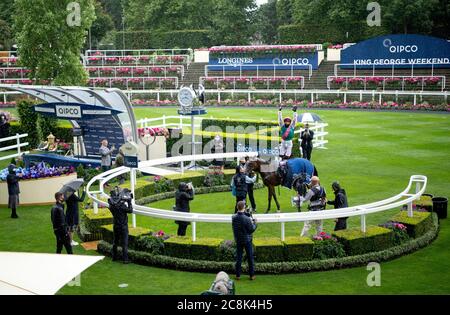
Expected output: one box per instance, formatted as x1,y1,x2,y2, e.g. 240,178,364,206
334,62,450,77
86,152,427,242
199,76,305,90
85,48,194,59
0,133,29,161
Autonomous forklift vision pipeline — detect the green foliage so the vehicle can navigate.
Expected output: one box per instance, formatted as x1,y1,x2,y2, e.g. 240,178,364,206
134,235,164,255
37,115,58,141
333,226,394,256
253,237,285,262
163,237,222,261
283,236,314,261
96,213,438,273
312,238,346,260
101,224,152,247
88,0,114,49
391,211,433,238
76,164,85,179
82,208,113,232
16,99,39,148
114,30,211,49
14,0,95,85
154,177,174,194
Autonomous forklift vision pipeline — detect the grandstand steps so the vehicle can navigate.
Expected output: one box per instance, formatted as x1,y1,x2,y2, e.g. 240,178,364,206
181,62,208,87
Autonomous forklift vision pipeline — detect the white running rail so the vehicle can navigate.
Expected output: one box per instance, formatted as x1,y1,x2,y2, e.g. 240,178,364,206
0,133,29,161
87,152,427,242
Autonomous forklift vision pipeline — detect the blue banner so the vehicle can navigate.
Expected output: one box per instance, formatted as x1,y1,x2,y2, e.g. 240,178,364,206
341,34,450,69
209,52,319,71
33,102,123,119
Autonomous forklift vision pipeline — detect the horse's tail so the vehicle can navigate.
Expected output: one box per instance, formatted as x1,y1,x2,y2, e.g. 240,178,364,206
313,165,318,177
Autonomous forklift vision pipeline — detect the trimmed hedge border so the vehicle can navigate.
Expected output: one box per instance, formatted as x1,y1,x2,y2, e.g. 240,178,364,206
97,213,439,274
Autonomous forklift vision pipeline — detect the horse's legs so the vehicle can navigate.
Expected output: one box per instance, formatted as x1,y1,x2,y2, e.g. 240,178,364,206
272,186,281,212
266,186,272,214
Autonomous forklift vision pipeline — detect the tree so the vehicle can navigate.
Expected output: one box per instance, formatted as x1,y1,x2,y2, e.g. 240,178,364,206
382,0,439,34
0,0,14,25
277,0,294,25
14,0,96,85
100,0,126,29
209,0,257,45
0,19,12,50
89,0,114,49
254,0,278,44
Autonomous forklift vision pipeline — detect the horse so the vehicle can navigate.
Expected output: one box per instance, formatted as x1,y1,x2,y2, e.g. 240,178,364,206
245,157,318,213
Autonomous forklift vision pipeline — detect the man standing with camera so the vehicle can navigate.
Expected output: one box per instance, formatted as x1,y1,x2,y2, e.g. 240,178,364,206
232,201,257,281
300,123,314,161
108,187,133,264
174,182,194,236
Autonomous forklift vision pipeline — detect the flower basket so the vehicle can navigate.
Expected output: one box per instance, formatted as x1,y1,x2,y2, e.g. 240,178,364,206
235,78,249,89
384,78,402,90
117,67,131,77
252,79,268,89
268,78,282,89
143,78,159,89
149,67,164,77
138,55,150,65
127,78,143,90
111,78,126,89
161,78,176,88
348,77,365,90
204,79,218,89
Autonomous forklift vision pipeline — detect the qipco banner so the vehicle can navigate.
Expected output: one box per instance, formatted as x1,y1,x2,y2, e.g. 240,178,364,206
341,34,450,69
209,53,319,71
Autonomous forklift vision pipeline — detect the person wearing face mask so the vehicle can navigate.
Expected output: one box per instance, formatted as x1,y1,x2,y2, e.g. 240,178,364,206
300,123,314,161
278,105,298,160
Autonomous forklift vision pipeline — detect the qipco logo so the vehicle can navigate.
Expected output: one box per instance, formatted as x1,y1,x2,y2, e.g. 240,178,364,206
273,58,310,66
383,39,418,54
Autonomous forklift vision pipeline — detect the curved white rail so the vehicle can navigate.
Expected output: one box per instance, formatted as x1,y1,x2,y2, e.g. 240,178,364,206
87,152,427,241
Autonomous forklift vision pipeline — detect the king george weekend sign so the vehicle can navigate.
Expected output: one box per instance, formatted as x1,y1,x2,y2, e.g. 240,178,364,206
209,53,319,71
341,34,450,69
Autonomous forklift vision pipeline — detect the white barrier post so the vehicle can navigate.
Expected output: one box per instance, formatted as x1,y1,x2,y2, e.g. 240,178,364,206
16,134,21,156
192,221,196,242
130,168,137,228
361,214,366,233
93,194,98,214
407,201,413,218
281,222,285,241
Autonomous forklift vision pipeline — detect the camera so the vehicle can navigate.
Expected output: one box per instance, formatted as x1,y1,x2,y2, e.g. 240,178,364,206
186,182,193,190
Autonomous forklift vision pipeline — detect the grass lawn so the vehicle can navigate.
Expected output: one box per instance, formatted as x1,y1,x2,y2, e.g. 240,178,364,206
0,107,449,294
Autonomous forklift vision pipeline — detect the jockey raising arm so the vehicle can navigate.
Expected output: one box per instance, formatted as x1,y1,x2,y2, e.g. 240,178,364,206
278,106,298,159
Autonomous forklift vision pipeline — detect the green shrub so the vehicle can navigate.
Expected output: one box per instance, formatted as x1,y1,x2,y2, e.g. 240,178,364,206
217,240,238,262
82,208,113,232
333,226,394,256
312,238,346,260
415,195,433,211
154,177,174,193
134,235,164,255
101,224,152,248
391,211,433,238
163,237,222,261
282,236,314,261
253,237,284,262
96,213,438,273
16,99,39,147
37,115,57,141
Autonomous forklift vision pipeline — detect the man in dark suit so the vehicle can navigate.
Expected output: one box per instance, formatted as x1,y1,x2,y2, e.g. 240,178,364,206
6,164,20,219
300,123,314,160
327,181,349,231
232,201,257,281
51,192,73,254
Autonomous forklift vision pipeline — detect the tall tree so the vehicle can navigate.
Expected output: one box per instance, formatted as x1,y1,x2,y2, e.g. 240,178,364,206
89,0,114,49
14,0,96,85
276,0,294,25
254,0,278,44
209,0,257,45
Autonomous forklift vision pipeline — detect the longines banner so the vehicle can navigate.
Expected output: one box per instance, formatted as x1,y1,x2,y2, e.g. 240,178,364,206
341,34,450,69
209,52,319,71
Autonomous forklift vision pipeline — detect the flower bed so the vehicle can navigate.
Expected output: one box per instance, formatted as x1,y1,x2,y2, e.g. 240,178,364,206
202,76,304,90
209,45,317,58
329,76,443,91
0,162,75,181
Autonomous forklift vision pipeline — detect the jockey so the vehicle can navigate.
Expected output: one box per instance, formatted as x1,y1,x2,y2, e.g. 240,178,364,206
278,105,298,160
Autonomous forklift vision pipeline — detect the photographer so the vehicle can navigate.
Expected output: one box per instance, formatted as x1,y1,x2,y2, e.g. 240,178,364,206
300,123,314,161
174,182,194,236
232,201,257,281
108,187,133,264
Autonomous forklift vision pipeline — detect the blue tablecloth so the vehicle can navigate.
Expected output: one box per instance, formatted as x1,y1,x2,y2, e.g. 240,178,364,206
23,153,101,169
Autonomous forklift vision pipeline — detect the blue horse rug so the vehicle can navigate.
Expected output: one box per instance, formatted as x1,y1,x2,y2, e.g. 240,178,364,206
282,158,315,189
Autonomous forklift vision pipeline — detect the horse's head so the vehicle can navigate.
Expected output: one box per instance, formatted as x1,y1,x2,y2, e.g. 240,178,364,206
245,158,262,173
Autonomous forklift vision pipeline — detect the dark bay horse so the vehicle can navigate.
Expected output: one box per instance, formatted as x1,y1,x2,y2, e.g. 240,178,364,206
245,158,318,213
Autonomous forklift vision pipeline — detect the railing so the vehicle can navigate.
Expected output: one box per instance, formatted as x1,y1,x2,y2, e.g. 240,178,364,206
123,89,450,106
199,76,305,90
205,64,313,80
0,67,32,79
86,65,185,79
327,75,446,92
0,133,29,161
85,48,194,59
334,62,450,77
87,77,179,90
86,152,427,242
135,115,328,149
84,54,191,68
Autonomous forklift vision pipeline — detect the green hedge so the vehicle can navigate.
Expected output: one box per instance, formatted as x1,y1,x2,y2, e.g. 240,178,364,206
163,237,223,261
10,121,73,143
333,226,394,256
283,236,315,261
278,22,389,45
101,224,152,248
253,237,285,262
114,30,211,49
96,213,439,274
391,211,433,238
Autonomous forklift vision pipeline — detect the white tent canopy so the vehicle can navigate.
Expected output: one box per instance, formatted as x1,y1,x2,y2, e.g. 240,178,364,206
0,252,104,295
